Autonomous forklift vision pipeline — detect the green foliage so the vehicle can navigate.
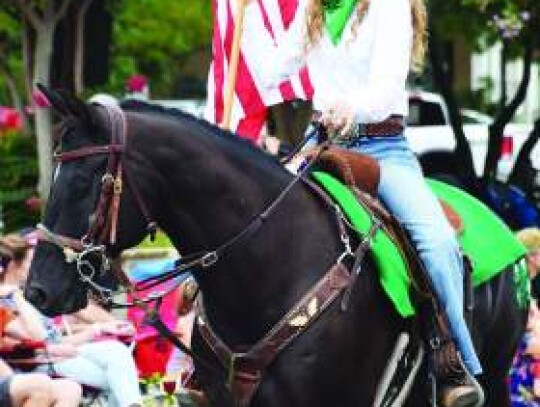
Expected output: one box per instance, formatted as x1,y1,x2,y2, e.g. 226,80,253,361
0,132,39,233
107,0,212,97
0,8,24,105
458,76,498,115
432,0,539,56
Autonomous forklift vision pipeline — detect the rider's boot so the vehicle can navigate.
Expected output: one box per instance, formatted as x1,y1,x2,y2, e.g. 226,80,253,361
435,339,484,407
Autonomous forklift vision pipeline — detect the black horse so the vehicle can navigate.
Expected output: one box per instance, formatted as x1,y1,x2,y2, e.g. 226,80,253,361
26,89,526,407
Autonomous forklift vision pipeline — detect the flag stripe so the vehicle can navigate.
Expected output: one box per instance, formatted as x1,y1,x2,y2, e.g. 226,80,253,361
207,0,313,140
223,0,266,140
211,0,225,124
279,0,298,28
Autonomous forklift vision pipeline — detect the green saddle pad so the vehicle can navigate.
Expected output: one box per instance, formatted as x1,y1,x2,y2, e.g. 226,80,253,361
312,171,527,317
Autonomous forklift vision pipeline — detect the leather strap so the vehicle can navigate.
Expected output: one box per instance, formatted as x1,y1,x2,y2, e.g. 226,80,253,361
337,115,404,143
197,263,351,407
54,144,124,162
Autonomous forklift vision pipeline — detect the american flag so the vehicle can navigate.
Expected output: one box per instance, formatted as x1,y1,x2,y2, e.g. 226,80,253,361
204,0,313,142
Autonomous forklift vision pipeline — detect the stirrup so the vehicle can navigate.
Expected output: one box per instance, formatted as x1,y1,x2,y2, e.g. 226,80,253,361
433,347,484,407
439,372,484,407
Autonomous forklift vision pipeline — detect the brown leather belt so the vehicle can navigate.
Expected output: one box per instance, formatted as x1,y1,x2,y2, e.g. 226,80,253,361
338,115,405,142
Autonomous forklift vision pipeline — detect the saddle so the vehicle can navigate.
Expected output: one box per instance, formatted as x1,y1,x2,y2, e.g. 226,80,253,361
309,146,464,235
309,146,469,381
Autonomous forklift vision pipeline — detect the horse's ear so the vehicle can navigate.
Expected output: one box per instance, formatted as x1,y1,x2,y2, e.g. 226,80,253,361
35,84,95,125
54,89,94,125
35,84,70,117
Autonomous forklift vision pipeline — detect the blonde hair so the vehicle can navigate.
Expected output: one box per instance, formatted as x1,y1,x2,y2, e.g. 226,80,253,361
305,0,428,73
0,234,30,263
517,228,540,253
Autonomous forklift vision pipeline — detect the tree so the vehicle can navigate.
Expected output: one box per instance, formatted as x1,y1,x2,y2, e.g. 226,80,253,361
109,1,212,97
429,0,540,191
508,118,540,192
0,7,26,129
479,5,540,182
1,0,73,202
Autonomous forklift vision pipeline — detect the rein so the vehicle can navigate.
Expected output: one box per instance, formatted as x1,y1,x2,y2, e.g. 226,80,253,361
38,109,352,307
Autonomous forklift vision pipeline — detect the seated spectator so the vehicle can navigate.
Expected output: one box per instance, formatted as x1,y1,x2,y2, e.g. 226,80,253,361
0,232,142,407
517,227,540,299
61,299,135,341
0,357,81,407
509,299,540,406
510,228,540,405
165,278,197,382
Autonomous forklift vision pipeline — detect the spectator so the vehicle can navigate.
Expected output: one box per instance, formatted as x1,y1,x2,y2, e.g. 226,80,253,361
0,256,81,407
0,358,81,407
517,227,540,299
509,228,540,406
509,298,540,406
165,278,197,381
0,232,142,407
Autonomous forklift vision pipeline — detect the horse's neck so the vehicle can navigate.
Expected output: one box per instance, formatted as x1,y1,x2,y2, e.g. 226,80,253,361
130,117,343,343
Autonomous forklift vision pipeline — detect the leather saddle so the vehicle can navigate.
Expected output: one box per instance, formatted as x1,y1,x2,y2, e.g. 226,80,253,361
308,146,465,298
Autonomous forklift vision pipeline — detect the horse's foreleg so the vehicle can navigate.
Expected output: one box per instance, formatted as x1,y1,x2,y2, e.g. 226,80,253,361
479,374,511,407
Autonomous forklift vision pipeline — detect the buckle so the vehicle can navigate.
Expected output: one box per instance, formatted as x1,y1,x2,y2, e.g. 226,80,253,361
355,123,366,138
201,251,218,268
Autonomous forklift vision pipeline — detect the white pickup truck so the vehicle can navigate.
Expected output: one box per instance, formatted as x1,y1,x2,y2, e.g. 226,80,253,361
405,90,535,182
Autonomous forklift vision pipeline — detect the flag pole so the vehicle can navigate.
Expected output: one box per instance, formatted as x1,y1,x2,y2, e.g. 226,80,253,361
220,0,248,130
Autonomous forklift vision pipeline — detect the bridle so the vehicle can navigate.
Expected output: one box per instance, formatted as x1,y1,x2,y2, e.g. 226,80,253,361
36,102,157,301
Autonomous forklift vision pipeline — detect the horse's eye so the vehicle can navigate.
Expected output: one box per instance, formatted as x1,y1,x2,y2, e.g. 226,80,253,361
70,172,93,199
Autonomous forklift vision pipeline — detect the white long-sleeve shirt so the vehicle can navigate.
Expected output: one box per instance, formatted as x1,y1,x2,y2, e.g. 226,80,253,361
243,0,412,123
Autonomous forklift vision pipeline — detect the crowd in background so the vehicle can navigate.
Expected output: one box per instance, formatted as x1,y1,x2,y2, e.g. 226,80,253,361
0,228,196,407
510,227,540,406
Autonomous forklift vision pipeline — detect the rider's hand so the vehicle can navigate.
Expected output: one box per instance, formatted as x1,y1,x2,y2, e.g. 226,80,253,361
321,102,356,138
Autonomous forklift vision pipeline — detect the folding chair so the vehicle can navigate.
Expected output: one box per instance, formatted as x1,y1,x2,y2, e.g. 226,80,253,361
125,256,181,379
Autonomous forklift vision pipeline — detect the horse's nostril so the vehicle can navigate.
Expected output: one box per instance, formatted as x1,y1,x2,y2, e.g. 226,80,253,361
25,285,48,310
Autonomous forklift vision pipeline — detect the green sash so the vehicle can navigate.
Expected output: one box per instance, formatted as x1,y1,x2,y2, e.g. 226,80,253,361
323,0,359,45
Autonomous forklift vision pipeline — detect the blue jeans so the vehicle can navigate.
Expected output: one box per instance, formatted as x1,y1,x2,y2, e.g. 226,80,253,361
344,135,482,375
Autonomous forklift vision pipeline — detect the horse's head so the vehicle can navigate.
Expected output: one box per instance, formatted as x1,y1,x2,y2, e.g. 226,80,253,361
25,87,149,316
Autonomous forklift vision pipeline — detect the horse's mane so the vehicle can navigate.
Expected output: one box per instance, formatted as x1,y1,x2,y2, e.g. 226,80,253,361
120,99,281,169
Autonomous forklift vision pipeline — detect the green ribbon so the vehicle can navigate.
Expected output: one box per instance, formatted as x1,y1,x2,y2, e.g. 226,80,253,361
323,0,359,45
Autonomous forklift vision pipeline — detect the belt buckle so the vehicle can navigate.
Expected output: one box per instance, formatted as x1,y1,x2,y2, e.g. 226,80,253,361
356,123,366,138
332,123,364,144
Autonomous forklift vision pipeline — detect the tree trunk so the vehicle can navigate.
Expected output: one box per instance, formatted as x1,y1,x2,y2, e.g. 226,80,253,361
22,17,34,103
483,34,533,182
73,0,93,95
508,118,540,194
428,22,479,194
499,41,507,109
33,22,55,201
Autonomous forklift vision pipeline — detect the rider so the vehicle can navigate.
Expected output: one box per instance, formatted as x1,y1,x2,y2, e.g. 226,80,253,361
243,0,483,405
